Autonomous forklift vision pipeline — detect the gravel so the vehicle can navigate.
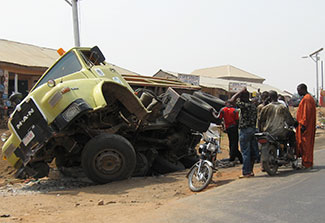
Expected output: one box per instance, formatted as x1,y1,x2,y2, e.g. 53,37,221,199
0,169,95,196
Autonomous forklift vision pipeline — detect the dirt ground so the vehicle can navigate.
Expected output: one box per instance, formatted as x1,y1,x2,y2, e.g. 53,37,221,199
0,107,324,223
0,127,251,223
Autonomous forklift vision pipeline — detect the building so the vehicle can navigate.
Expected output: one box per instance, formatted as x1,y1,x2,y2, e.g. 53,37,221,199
0,39,60,99
191,65,265,83
154,65,290,101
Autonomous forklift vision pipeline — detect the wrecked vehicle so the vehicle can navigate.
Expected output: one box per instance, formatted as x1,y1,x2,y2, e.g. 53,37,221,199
1,46,224,184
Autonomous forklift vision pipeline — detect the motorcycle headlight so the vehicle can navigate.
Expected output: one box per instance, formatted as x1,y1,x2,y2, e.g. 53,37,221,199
207,143,217,152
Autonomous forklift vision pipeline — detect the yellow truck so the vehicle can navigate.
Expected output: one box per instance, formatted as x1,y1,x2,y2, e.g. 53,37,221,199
2,46,223,184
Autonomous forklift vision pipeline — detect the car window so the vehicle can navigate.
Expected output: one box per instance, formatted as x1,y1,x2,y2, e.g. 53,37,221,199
34,51,82,89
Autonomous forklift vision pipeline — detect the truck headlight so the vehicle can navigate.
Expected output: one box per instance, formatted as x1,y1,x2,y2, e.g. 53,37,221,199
62,103,81,122
1,133,9,142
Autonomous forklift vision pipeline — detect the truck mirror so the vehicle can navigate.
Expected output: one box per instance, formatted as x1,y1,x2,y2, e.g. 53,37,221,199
9,92,23,104
90,46,105,64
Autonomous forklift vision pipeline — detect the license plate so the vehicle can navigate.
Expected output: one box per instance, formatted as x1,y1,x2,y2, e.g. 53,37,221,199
22,130,35,146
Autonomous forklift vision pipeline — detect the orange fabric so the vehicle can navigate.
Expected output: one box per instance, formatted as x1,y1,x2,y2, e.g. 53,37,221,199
296,94,316,168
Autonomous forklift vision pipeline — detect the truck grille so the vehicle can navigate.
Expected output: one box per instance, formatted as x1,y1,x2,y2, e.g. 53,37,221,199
11,98,48,141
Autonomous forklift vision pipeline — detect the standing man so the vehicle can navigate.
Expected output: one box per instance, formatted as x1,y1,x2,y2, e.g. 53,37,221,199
218,101,243,164
229,87,258,178
296,83,316,169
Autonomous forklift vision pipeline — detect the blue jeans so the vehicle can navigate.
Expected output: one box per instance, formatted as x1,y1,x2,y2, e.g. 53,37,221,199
239,127,259,175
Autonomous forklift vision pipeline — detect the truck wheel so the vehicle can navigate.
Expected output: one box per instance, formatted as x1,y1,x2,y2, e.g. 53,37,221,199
82,134,136,184
193,91,225,112
181,93,216,122
132,153,149,177
55,155,84,178
31,162,50,179
180,155,199,168
152,155,185,174
177,110,210,132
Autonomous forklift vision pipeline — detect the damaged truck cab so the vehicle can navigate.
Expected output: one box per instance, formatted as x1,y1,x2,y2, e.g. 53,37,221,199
2,46,150,181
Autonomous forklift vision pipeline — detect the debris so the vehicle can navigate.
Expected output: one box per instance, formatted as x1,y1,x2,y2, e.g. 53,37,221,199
215,172,222,177
98,200,104,205
106,201,116,205
1,214,10,218
173,191,185,196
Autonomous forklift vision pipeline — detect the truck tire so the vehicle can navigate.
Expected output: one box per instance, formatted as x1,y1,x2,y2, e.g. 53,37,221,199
152,155,185,174
55,155,85,178
193,91,225,112
82,134,136,184
132,153,149,177
177,110,210,132
30,162,50,179
180,155,200,168
181,93,216,122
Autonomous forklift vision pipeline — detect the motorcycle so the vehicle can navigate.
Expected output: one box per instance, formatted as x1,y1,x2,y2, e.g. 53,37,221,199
187,124,221,192
255,125,298,176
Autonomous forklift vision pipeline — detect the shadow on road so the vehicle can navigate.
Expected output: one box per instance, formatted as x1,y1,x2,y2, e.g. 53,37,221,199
254,165,325,178
211,179,235,187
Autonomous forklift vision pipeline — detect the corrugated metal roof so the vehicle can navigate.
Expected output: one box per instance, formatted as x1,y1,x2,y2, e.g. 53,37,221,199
192,65,265,83
0,39,59,68
0,39,143,77
199,76,290,96
108,63,142,76
153,68,289,96
153,69,181,79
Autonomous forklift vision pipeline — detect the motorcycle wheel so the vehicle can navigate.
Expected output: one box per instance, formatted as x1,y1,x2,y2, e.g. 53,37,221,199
263,145,278,176
291,159,299,170
188,162,213,192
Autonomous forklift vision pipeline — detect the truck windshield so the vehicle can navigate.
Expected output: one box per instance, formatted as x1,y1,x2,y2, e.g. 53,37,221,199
34,51,82,89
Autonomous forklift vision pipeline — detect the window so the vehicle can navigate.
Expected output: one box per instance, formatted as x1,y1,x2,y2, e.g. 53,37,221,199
34,51,81,89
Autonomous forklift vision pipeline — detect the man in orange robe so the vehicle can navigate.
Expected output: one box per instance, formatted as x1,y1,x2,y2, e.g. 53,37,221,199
296,83,316,169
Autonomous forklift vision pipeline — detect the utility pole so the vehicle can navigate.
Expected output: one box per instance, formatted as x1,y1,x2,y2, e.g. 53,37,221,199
65,0,80,47
321,60,324,90
310,48,323,101
302,48,323,101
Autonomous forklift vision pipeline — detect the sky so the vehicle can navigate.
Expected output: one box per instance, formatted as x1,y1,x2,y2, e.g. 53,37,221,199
1,0,325,94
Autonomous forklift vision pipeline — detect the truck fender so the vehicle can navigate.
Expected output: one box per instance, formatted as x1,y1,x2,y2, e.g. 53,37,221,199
94,81,150,120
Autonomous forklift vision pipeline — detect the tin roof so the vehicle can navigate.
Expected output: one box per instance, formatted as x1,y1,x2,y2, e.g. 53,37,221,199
192,65,265,83
0,39,60,68
199,76,290,96
108,63,141,76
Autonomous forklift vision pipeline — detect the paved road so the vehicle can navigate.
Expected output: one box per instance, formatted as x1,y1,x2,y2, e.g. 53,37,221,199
142,133,325,223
